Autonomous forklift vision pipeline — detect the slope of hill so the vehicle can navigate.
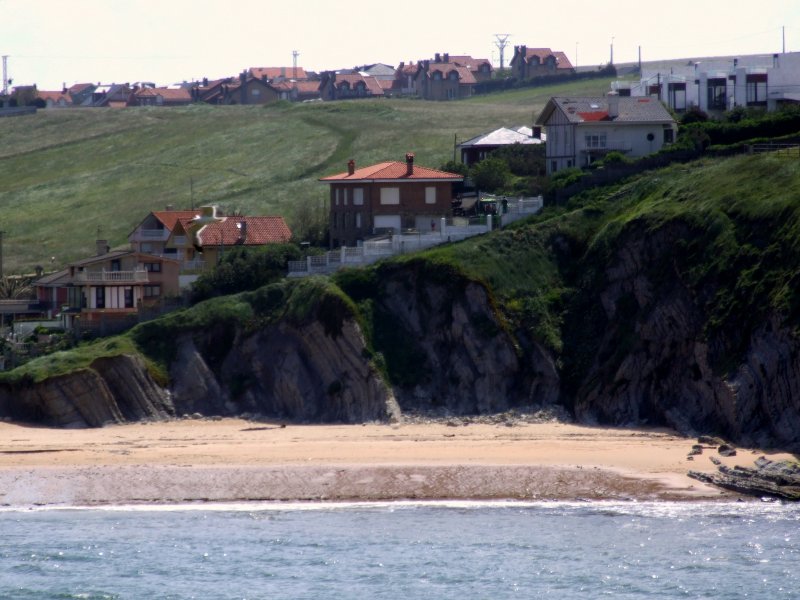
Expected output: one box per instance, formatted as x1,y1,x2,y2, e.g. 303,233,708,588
0,77,616,272
2,151,799,451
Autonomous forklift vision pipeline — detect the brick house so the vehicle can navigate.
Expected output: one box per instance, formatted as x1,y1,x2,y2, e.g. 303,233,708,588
199,73,281,105
129,86,193,106
414,53,480,100
319,72,385,100
510,46,574,81
320,153,464,247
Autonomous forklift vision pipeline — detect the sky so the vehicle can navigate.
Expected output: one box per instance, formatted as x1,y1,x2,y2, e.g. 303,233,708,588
2,0,799,90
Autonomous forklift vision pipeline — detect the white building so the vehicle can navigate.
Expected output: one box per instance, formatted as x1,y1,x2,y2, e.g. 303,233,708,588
534,94,677,174
614,52,800,113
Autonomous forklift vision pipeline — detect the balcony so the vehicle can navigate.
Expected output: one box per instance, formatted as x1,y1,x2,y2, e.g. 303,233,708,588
74,269,149,283
130,228,170,243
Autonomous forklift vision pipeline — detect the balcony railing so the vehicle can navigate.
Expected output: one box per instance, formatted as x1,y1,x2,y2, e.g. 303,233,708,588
74,269,149,283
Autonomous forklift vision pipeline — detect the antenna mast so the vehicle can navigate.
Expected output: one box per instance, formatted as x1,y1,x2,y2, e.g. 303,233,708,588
494,34,510,70
292,50,299,79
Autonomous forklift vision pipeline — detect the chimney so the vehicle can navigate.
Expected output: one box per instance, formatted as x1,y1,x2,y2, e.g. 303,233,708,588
443,53,449,63
238,220,247,243
166,204,175,211
347,159,355,175
435,53,441,63
96,240,109,256
607,91,620,119
774,53,780,68
533,126,542,139
405,152,414,176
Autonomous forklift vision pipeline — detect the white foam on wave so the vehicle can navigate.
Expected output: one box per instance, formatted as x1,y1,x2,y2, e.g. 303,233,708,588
2,498,797,518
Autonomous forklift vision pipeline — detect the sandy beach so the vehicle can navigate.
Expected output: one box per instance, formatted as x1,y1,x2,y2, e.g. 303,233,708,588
0,418,791,507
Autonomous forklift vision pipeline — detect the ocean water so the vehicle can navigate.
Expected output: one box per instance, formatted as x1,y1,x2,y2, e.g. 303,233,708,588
0,501,797,599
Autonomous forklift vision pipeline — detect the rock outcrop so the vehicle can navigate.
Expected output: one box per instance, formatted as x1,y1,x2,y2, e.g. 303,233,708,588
568,220,800,451
0,354,173,428
689,456,800,501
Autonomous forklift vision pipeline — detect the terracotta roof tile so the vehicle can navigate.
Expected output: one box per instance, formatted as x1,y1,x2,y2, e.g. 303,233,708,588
427,63,477,85
152,210,199,231
135,87,192,101
320,160,463,181
197,216,292,246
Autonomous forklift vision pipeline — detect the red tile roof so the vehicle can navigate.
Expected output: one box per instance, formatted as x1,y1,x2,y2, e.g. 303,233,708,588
427,63,477,85
197,216,292,246
135,87,192,101
68,83,94,94
449,55,492,71
332,72,384,95
523,48,573,70
37,90,71,104
320,159,463,181
152,210,199,231
249,67,308,80
577,111,610,121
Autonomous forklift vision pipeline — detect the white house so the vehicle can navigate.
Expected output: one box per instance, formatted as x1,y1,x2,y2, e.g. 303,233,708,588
613,52,800,113
535,94,677,174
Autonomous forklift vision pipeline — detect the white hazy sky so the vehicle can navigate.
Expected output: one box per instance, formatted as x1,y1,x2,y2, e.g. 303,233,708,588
3,0,799,89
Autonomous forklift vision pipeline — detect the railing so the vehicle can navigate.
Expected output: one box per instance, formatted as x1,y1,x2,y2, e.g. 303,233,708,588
180,258,206,272
288,196,543,277
131,229,170,241
75,269,149,283
750,143,800,157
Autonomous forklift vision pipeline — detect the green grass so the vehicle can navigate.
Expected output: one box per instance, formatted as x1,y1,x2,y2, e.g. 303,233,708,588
0,76,616,273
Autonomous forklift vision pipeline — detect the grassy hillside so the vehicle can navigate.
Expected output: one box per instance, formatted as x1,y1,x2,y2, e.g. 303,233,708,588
0,77,616,272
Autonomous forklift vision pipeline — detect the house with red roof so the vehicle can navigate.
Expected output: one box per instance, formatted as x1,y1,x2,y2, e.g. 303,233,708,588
248,66,309,82
414,54,479,101
510,46,574,81
320,153,464,247
37,90,71,108
168,213,292,269
199,73,282,105
67,83,96,106
318,71,385,100
534,93,677,174
129,86,193,106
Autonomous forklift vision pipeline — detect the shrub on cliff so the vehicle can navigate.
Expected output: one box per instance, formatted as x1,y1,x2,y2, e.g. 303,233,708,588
190,243,301,303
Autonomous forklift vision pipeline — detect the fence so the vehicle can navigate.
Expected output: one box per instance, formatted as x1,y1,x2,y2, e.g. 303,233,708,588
749,143,800,157
288,196,543,277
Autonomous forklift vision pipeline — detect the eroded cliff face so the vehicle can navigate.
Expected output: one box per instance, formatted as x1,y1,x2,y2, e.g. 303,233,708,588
169,318,400,423
568,221,800,450
0,354,173,428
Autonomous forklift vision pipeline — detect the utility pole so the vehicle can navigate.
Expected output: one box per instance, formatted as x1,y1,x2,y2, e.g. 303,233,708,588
2,56,9,96
610,36,615,65
783,26,786,53
0,231,5,279
494,34,510,70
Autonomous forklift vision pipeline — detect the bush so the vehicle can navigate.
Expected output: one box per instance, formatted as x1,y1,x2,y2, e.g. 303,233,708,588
470,157,510,192
190,243,302,303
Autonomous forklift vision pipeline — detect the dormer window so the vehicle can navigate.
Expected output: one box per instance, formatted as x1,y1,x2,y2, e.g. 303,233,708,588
448,70,459,81
432,71,442,81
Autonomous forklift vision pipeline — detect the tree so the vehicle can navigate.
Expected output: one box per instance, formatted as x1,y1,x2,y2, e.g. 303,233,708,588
470,157,510,193
290,196,329,246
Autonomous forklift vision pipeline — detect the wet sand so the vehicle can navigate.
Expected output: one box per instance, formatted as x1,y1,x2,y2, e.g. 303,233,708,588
0,418,789,507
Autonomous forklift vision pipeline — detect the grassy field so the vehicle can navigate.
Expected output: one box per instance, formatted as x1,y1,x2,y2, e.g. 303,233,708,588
0,76,616,272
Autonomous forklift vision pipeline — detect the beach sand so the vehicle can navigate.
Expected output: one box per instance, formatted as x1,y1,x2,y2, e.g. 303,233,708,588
0,418,791,507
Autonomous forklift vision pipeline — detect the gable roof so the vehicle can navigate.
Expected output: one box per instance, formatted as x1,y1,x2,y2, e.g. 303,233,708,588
330,72,385,95
449,55,492,71
458,127,543,148
151,210,199,231
320,161,463,182
423,63,477,84
535,96,676,126
518,47,574,70
134,87,192,102
37,90,71,104
196,216,292,246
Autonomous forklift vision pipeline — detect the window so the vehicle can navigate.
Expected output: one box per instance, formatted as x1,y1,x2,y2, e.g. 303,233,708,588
144,285,161,298
144,262,161,273
432,71,442,81
551,160,558,173
585,134,607,149
110,259,121,272
124,287,134,308
95,287,105,309
746,74,767,105
355,213,362,228
335,189,340,206
425,186,436,204
707,78,727,110
380,187,400,205
353,188,364,205
448,70,458,81
663,128,674,144
343,188,348,206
